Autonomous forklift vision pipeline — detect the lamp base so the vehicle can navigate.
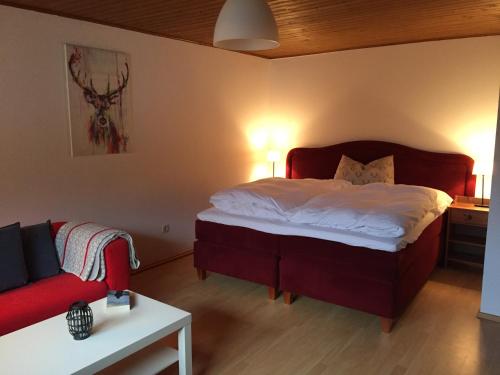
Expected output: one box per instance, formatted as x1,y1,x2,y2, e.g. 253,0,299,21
474,204,489,208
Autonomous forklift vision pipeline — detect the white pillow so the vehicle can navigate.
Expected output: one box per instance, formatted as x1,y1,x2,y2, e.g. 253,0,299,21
334,155,394,185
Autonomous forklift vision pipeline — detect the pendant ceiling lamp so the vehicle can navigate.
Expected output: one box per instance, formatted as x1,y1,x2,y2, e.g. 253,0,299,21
213,0,280,51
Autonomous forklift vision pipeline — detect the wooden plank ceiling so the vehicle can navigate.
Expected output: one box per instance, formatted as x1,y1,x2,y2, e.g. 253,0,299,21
2,0,499,58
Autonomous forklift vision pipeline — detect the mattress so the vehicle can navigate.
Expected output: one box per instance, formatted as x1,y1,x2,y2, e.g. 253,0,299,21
197,208,439,253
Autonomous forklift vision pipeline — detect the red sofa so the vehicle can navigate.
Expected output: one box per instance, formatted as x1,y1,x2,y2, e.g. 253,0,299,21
0,222,131,336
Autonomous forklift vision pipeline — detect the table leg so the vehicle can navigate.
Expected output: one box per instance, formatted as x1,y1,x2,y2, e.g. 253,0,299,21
178,324,192,375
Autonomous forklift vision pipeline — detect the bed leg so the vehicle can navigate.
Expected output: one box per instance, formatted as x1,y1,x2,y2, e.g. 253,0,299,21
283,291,294,305
380,317,395,333
268,287,278,300
196,268,207,281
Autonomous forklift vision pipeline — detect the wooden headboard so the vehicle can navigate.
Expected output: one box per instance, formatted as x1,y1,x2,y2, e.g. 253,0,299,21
286,140,475,198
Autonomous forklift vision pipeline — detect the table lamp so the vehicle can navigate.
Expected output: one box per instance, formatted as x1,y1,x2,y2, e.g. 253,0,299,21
267,150,280,177
473,160,493,208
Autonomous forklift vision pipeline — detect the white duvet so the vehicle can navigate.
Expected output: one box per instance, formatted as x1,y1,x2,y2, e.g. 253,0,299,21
210,178,352,221
209,178,452,239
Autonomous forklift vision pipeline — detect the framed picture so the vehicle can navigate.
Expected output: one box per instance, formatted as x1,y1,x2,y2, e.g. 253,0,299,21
65,44,132,156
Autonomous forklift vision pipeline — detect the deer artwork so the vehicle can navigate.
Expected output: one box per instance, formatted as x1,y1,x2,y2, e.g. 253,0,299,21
68,48,129,154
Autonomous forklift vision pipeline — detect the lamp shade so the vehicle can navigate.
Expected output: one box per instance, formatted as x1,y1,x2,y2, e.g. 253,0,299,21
213,0,279,51
473,160,493,176
267,150,280,162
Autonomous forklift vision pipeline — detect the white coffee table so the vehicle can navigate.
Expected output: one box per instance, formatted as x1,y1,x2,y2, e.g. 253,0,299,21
0,292,192,375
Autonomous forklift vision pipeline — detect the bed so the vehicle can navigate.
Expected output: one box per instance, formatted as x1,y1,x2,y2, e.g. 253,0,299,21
193,140,475,332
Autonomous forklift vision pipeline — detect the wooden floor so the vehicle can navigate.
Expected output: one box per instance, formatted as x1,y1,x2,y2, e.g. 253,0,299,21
131,256,500,375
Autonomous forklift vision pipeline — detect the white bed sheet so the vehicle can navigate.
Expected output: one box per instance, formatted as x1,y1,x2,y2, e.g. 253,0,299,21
197,208,439,253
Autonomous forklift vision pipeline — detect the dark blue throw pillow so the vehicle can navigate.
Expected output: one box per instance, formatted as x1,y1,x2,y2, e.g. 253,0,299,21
0,222,28,292
21,221,60,281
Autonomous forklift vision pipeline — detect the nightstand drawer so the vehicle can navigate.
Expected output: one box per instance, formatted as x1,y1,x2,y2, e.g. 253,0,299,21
450,209,488,227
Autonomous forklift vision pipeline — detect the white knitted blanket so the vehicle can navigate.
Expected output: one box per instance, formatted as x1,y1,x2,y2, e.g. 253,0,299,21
55,222,140,281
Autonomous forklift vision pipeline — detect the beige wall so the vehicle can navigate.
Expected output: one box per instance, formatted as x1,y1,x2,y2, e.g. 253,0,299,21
0,6,270,266
268,36,500,195
2,5,500,268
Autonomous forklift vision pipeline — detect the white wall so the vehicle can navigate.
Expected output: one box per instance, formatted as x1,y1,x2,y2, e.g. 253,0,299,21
481,94,500,317
268,37,500,191
0,6,270,267
2,5,500,271
269,40,500,317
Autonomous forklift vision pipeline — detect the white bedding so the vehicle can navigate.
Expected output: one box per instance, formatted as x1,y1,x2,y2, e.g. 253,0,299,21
288,183,452,238
210,178,351,221
209,178,452,239
197,208,439,252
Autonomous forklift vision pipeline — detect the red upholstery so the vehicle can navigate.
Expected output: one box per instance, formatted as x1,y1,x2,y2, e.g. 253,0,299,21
279,216,443,318
0,222,131,336
0,273,107,336
195,216,442,318
103,238,131,291
286,141,475,198
50,221,66,239
194,220,279,288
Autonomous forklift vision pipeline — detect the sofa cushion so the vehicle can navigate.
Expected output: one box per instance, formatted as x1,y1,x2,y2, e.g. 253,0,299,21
0,273,107,336
0,223,28,292
22,221,61,281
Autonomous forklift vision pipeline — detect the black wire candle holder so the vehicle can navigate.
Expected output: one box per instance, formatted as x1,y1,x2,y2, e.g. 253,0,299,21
66,301,93,340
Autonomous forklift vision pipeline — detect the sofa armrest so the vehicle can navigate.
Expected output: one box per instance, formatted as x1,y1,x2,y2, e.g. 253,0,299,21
102,238,130,290
51,222,130,290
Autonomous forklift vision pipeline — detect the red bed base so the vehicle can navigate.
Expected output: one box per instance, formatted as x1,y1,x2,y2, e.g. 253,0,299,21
194,141,475,332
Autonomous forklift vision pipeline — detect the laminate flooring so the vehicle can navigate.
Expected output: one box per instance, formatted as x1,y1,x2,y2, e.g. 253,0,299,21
130,256,500,375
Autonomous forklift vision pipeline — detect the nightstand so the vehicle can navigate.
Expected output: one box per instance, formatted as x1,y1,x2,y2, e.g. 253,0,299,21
445,196,489,268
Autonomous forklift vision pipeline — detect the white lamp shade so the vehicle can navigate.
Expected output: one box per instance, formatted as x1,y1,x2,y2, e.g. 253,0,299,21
473,160,493,175
267,150,280,162
214,0,279,51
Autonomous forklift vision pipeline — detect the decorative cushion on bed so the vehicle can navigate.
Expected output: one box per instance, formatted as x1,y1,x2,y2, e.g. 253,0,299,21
0,222,28,292
334,155,394,185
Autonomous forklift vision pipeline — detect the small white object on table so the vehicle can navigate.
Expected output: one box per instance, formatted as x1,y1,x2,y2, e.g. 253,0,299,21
0,291,192,375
